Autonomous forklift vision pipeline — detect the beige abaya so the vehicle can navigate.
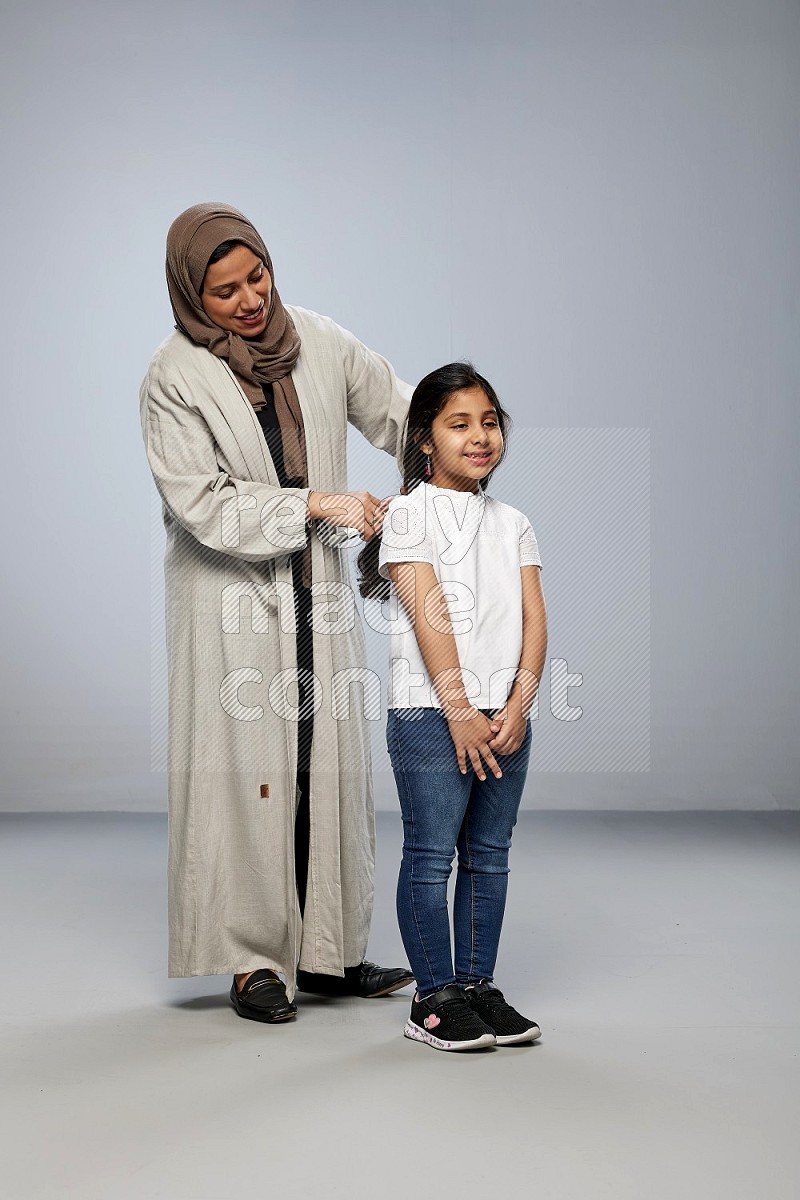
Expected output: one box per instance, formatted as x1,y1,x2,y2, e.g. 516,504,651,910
140,304,411,996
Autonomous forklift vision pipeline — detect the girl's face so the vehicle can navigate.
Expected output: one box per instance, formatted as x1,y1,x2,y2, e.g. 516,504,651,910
421,386,503,492
200,244,272,336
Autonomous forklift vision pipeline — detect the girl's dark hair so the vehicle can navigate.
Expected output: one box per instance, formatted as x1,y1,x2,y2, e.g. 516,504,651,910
356,362,511,600
199,239,246,292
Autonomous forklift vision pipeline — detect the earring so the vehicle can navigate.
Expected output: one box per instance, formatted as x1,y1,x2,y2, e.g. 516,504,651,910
425,454,432,478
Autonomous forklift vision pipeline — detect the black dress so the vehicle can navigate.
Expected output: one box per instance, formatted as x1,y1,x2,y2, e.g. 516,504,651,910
256,384,314,915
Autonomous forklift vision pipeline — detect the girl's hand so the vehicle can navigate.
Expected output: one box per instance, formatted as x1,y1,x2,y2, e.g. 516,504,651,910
487,703,528,756
307,491,391,541
446,708,503,780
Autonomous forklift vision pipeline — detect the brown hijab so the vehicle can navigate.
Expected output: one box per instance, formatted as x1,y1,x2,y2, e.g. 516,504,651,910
165,202,312,582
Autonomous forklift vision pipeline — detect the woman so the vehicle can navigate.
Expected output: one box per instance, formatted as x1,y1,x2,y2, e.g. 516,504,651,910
140,202,414,1022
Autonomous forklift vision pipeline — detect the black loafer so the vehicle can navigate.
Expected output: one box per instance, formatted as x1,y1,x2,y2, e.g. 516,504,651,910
230,969,298,1023
296,961,415,998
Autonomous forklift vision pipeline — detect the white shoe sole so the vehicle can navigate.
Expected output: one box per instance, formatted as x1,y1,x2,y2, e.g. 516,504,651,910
404,1020,496,1051
495,1025,542,1045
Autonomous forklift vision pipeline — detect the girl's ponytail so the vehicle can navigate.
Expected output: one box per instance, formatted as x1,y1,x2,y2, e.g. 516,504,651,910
356,533,388,601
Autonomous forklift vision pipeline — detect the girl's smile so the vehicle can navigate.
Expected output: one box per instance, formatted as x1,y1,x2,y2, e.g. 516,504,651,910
422,386,504,492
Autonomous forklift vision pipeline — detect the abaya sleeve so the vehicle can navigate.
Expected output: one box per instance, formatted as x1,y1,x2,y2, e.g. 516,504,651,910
336,322,412,472
142,369,312,564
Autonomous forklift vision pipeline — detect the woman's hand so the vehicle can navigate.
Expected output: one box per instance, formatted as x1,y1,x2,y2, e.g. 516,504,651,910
446,707,503,780
487,701,528,756
307,491,391,541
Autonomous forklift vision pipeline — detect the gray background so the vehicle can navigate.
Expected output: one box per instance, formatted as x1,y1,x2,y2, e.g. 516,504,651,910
1,0,797,811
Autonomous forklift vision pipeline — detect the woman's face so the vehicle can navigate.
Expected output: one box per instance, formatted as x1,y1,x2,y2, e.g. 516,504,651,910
200,244,271,336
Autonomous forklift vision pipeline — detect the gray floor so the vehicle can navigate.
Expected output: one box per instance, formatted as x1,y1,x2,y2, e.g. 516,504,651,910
2,811,799,1200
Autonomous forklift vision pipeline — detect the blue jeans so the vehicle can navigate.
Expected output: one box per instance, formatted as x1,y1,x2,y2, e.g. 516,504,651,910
387,707,532,997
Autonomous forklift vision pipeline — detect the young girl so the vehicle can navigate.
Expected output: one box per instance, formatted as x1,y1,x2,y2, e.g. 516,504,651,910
357,362,548,1051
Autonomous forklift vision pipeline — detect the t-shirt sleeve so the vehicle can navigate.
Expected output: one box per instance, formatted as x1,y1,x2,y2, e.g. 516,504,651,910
378,491,437,579
519,516,542,568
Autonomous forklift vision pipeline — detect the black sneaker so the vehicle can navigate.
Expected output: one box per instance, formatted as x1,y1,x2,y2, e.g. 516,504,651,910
463,980,541,1045
404,984,497,1051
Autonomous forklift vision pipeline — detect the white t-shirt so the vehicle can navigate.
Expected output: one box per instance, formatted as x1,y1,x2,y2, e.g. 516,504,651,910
377,481,542,710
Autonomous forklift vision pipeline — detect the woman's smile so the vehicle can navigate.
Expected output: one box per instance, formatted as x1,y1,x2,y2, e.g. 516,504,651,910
235,299,266,328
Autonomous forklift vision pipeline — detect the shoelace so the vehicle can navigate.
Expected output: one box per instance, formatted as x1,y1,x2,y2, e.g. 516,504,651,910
468,987,536,1034
468,987,512,1015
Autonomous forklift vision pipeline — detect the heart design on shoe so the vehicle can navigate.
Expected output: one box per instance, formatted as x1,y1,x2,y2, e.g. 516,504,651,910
424,1014,440,1029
